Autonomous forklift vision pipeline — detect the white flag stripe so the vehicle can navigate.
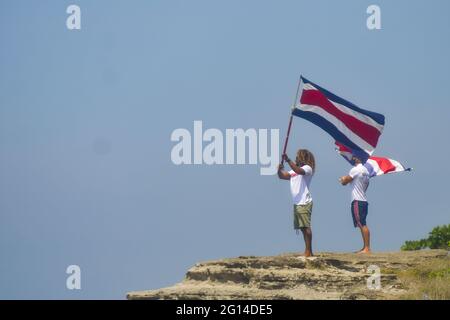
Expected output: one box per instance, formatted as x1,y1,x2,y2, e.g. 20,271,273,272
329,99,384,133
389,159,405,171
366,159,382,176
302,83,317,91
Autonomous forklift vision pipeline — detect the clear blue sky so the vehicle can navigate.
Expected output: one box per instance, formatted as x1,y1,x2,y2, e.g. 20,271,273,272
1,0,449,299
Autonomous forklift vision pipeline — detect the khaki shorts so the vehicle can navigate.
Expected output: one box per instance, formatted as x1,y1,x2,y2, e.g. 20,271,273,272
293,202,313,229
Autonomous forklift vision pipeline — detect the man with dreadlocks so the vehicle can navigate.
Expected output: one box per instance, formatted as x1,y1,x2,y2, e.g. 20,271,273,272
278,149,316,257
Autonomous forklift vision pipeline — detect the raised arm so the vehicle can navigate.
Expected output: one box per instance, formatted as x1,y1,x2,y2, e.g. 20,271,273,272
277,163,291,180
282,154,307,175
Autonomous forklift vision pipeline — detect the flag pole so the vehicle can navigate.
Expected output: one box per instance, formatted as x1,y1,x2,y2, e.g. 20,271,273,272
282,75,302,164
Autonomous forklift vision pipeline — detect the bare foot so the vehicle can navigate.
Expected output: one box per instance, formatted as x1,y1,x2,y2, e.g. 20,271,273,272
304,251,313,257
356,248,371,254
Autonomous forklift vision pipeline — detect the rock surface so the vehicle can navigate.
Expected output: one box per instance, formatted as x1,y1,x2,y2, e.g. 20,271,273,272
127,250,448,300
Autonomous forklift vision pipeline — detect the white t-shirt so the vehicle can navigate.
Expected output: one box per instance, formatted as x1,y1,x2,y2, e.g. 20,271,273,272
289,165,313,205
349,164,370,202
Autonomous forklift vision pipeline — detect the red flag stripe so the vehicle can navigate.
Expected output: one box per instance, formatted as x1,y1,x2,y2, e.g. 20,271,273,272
300,90,381,148
369,156,396,174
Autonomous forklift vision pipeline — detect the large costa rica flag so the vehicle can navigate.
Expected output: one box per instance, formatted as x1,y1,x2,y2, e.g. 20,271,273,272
293,77,385,157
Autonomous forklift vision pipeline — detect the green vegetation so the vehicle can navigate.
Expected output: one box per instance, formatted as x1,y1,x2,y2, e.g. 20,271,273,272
398,224,449,299
397,258,450,300
401,224,450,251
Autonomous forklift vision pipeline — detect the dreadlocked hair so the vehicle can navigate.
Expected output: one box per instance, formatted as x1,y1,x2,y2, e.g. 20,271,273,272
296,149,316,173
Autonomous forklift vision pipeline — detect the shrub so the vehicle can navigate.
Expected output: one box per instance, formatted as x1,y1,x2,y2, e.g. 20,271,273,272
427,225,450,249
401,239,428,251
401,224,450,251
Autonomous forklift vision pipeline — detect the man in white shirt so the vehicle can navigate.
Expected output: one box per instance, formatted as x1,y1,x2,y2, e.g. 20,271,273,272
278,149,315,257
340,156,371,254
